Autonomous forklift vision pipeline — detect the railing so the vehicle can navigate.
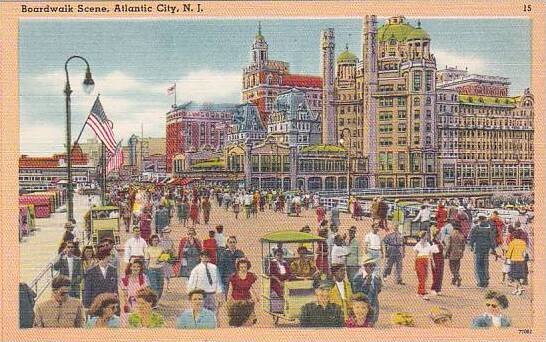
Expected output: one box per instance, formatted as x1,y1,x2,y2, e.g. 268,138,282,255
317,185,532,198
27,257,59,301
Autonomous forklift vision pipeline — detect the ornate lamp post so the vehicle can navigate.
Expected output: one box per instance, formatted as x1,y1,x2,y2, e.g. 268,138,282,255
64,56,95,222
339,136,351,197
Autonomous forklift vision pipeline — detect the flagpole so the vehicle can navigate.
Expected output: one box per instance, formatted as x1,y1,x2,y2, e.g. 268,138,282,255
174,82,177,107
101,142,106,206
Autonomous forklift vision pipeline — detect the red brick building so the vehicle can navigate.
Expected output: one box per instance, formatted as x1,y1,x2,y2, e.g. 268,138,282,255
165,102,237,173
242,23,323,125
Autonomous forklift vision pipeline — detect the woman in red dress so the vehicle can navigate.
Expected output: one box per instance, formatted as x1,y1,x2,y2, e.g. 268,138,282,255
315,227,329,274
139,208,152,242
227,259,259,326
436,203,448,230
316,205,326,226
189,198,200,227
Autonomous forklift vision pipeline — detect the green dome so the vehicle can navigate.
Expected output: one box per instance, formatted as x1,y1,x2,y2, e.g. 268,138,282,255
377,22,430,42
337,49,357,63
406,27,430,40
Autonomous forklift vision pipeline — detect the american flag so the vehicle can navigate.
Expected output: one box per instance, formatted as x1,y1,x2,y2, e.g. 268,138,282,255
106,142,123,174
166,83,176,95
85,96,117,154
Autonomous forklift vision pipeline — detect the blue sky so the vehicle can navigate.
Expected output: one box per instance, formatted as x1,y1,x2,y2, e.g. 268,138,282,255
19,18,531,155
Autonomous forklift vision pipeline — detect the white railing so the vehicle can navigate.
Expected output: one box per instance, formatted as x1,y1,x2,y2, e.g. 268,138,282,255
317,185,532,198
27,258,58,301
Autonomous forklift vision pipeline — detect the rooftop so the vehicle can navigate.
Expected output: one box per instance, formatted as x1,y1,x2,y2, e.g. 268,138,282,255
377,18,430,42
301,144,346,153
459,94,519,106
282,74,322,89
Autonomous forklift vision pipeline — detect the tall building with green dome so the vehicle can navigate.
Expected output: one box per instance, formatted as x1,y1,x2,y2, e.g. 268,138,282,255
332,15,438,189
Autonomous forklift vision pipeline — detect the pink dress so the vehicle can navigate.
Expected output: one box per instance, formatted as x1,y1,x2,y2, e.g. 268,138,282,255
120,274,149,326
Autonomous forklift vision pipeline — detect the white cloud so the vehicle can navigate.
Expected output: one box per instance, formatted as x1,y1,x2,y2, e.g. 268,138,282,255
21,69,243,155
160,70,241,103
434,49,488,73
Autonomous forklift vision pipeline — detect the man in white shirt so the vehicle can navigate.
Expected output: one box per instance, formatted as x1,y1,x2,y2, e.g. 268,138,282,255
364,223,383,278
243,192,252,219
413,204,432,237
123,226,148,263
188,251,223,312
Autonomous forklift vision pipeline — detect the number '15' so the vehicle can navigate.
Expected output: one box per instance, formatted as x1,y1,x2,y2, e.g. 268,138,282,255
523,4,531,12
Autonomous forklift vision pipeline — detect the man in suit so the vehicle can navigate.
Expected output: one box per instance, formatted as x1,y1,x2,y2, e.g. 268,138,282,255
83,248,118,308
53,241,83,298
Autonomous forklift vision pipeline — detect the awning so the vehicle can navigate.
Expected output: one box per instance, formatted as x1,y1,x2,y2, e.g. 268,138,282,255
167,177,194,186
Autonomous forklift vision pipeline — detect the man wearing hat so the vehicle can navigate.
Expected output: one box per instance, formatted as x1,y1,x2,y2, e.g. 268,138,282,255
468,213,497,288
290,246,317,279
123,226,148,263
352,256,382,324
382,223,405,285
299,280,344,327
328,264,353,321
187,250,223,313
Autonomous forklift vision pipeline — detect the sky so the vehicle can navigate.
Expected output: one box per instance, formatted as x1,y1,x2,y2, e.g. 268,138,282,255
19,18,531,155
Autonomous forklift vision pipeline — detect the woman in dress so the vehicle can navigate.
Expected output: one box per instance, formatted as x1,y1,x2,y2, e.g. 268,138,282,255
345,293,374,328
86,293,120,328
455,206,471,238
119,259,149,325
190,198,200,227
506,229,527,296
315,227,330,274
227,259,259,327
139,208,153,242
176,228,202,278
232,195,241,219
269,249,293,299
159,227,175,292
128,287,164,328
201,196,212,225
145,235,165,303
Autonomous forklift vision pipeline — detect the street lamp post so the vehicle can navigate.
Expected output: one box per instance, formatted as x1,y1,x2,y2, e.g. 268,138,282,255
64,56,95,222
339,137,351,197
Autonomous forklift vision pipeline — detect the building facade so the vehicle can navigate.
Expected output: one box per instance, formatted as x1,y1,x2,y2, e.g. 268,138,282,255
328,16,438,188
19,144,94,192
226,102,266,146
267,89,321,149
173,137,371,192
242,23,323,125
165,102,236,173
125,135,166,175
436,69,534,187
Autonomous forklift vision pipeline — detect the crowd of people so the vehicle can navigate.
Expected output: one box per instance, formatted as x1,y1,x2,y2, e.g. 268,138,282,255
20,183,533,329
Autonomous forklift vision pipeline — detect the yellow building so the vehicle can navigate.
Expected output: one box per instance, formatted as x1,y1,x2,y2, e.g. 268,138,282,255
436,70,534,187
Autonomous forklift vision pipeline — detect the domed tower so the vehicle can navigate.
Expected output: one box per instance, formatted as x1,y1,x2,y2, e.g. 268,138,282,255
335,44,360,154
251,22,268,67
363,15,437,189
337,44,357,80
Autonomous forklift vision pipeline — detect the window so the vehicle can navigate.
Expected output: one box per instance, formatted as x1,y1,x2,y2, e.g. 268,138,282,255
413,98,420,106
413,72,422,91
398,137,407,145
398,153,406,171
397,97,406,106
398,124,406,133
426,71,433,91
398,110,407,119
414,110,420,119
